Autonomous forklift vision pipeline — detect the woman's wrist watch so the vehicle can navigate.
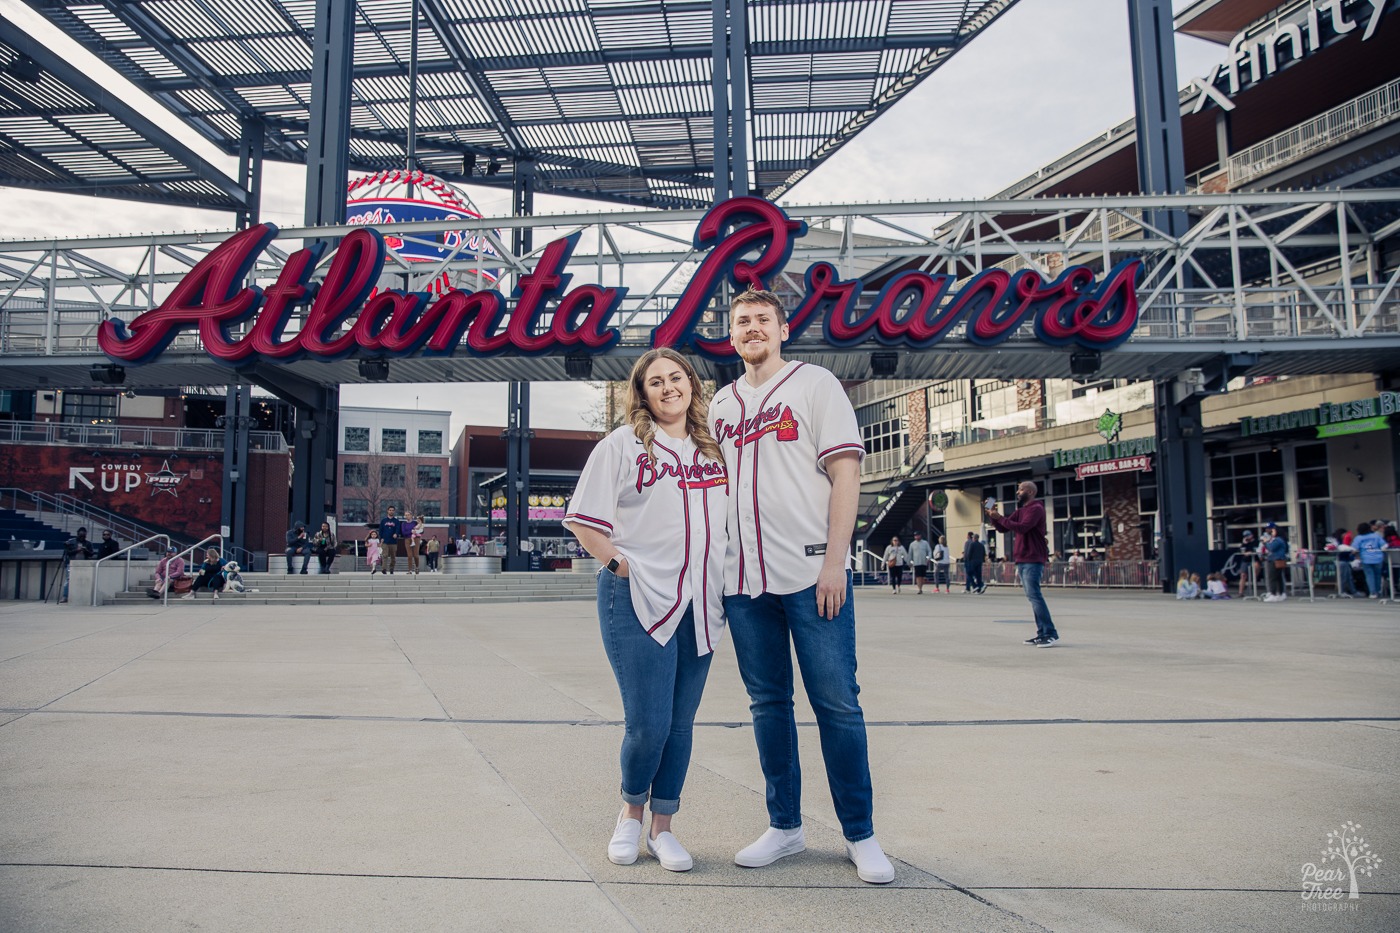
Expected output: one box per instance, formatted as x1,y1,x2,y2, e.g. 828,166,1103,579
606,556,622,573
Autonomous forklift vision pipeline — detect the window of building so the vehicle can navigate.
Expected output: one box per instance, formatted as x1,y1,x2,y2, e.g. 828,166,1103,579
1137,475,1158,560
1048,475,1103,556
1208,447,1288,544
381,463,406,487
926,382,968,447
417,464,443,488
857,396,908,475
381,498,404,515
344,426,369,451
61,392,117,424
417,500,442,518
343,462,368,487
341,498,369,524
418,430,443,455
969,380,1034,441
382,428,406,452
1294,443,1329,499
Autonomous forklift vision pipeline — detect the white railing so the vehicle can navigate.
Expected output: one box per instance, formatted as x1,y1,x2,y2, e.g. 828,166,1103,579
0,419,286,452
1229,78,1400,188
91,533,170,607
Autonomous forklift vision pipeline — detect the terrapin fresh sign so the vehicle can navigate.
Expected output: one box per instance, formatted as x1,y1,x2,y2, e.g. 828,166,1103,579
97,197,1143,367
1239,393,1400,438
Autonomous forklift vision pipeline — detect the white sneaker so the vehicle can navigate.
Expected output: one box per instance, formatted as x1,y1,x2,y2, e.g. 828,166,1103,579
1262,594,1278,602
735,826,805,867
846,836,895,884
608,810,642,865
180,593,194,600
212,593,219,601
647,830,693,872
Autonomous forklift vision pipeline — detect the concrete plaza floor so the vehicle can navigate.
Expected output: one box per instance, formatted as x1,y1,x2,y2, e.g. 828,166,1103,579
1,584,1397,932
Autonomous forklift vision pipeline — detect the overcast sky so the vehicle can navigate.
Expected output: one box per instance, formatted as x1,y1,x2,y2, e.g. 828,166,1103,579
1,0,1224,435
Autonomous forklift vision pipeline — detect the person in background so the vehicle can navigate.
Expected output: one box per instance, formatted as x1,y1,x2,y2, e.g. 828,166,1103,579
366,529,383,575
378,507,401,574
148,545,186,598
985,481,1060,647
1328,528,1358,598
312,521,337,573
96,530,121,559
1205,573,1230,599
402,510,423,575
1261,523,1289,602
1176,569,1199,599
445,537,459,558
284,521,312,575
907,532,932,595
1236,530,1258,598
64,527,93,562
932,535,952,593
963,531,987,594
182,548,228,601
425,536,441,572
882,536,909,594
1353,522,1387,598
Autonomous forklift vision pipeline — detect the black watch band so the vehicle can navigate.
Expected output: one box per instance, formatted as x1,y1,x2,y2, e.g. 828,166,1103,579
606,556,621,573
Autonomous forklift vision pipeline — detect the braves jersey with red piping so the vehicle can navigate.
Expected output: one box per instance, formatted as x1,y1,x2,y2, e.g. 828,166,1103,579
564,425,729,655
709,360,865,597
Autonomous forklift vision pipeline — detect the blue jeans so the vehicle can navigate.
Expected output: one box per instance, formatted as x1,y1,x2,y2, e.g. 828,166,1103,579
598,570,713,814
1017,562,1057,638
724,575,874,842
1362,563,1384,597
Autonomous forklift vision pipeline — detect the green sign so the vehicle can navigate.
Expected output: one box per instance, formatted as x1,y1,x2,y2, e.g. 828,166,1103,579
1240,391,1400,437
1053,435,1156,469
1317,416,1388,438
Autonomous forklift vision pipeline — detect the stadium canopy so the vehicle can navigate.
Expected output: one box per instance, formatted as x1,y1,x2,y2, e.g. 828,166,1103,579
16,0,1021,210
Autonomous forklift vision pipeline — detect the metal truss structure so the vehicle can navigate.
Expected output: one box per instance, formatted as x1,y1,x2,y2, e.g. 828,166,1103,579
15,0,1020,209
1,188,1398,389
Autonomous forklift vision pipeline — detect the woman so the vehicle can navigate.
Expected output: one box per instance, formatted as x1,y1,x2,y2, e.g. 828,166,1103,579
312,521,337,573
148,545,186,598
181,548,227,601
1353,522,1387,598
883,536,909,593
403,511,422,575
564,348,728,874
425,536,441,572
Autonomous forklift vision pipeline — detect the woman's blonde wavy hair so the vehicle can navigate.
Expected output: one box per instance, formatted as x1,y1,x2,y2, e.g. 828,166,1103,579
625,348,725,467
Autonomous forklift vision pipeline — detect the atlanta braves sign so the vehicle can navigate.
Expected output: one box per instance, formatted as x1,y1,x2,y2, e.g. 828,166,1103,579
98,197,1141,366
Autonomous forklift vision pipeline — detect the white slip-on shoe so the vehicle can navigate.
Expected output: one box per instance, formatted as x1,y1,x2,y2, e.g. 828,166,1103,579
846,836,895,884
608,810,643,865
734,826,805,867
646,831,693,872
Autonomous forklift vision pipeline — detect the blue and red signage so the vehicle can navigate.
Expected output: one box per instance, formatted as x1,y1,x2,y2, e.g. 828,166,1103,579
98,196,1142,366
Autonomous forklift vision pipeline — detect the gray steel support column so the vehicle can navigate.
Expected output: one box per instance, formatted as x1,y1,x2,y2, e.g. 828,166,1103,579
711,0,731,201
727,0,749,197
1126,0,1190,237
504,164,536,572
235,118,265,230
1155,386,1209,593
291,0,352,530
503,382,533,573
218,385,252,556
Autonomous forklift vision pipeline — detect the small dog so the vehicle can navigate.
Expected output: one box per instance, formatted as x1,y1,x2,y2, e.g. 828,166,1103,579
223,561,247,595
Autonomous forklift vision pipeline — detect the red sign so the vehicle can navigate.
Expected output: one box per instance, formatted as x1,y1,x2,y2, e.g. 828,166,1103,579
99,197,1142,367
1074,455,1153,480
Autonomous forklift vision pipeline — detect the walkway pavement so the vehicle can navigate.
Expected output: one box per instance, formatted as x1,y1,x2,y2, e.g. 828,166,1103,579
1,586,1397,932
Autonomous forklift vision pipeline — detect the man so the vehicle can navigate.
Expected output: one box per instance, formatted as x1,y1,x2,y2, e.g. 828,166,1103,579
710,287,894,885
95,530,120,559
378,506,401,574
932,534,952,593
284,521,312,574
985,481,1059,646
908,531,932,594
963,531,986,594
59,527,93,603
1262,522,1289,602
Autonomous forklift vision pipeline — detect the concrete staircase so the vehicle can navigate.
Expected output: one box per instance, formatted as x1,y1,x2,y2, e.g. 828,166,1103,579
111,570,599,606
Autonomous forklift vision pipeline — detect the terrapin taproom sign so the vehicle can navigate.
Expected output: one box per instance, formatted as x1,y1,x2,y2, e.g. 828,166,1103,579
98,197,1143,367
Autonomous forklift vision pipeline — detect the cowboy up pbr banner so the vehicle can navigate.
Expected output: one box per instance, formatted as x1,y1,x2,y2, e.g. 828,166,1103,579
0,443,223,540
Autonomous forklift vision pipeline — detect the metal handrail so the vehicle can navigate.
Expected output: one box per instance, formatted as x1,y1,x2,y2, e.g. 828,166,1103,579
91,533,170,606
0,486,171,547
0,418,287,453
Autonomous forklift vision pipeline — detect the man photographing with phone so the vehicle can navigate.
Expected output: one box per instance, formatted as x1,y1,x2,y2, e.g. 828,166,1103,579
984,481,1060,647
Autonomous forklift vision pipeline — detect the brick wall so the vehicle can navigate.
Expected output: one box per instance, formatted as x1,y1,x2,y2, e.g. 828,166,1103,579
906,388,927,450
244,451,291,553
1102,472,1145,560
1015,380,1044,430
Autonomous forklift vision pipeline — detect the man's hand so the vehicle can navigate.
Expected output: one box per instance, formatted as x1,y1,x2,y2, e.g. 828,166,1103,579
984,506,1001,520
815,560,847,620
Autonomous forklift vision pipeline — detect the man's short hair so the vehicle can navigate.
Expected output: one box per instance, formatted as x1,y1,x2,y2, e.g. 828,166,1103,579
729,287,783,315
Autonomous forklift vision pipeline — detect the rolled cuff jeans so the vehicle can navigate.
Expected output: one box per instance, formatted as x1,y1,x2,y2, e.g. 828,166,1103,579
598,569,713,815
1017,562,1058,639
724,574,875,842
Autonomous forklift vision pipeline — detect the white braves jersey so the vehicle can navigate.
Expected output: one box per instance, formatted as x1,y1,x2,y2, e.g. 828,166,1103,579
564,425,729,655
709,360,865,597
